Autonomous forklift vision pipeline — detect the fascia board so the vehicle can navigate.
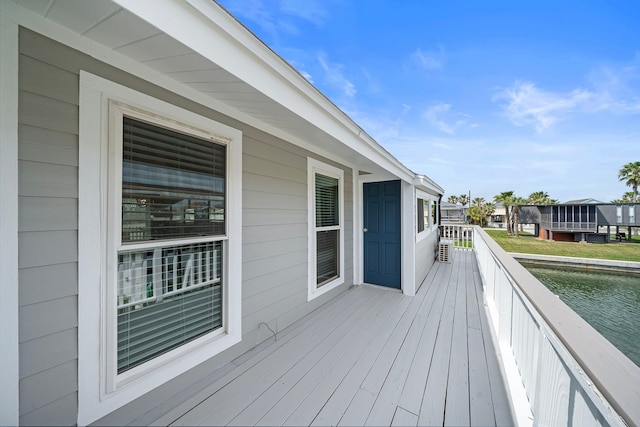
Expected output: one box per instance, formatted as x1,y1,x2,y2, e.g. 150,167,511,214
414,175,445,195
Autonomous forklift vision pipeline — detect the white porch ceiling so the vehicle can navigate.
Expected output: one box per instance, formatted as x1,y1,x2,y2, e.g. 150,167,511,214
12,0,420,182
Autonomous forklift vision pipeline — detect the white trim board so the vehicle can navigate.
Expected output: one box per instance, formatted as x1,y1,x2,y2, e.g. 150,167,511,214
307,157,346,301
0,3,20,424
78,72,243,425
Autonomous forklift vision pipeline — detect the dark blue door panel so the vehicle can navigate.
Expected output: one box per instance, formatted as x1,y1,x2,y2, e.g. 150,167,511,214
363,180,401,288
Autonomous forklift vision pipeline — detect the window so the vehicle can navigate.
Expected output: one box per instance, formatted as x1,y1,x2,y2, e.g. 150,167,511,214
617,205,623,223
417,193,437,237
308,158,344,299
79,73,242,423
116,116,226,374
417,198,430,232
432,200,438,225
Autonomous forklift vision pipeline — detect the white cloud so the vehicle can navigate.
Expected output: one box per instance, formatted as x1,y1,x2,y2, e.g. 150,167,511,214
218,0,328,39
411,46,445,71
423,102,469,134
496,57,640,133
279,0,327,27
586,60,640,113
318,53,356,97
299,70,314,84
495,81,592,133
432,142,454,150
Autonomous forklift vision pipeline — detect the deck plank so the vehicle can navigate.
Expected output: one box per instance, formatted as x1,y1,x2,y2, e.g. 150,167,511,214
391,406,419,427
444,252,471,426
467,253,498,427
164,251,514,427
308,296,413,426
337,288,430,425
157,285,367,425
417,256,459,426
171,288,379,426
251,290,398,426
337,388,377,427
195,289,382,426
364,264,447,426
282,292,409,426
396,262,451,415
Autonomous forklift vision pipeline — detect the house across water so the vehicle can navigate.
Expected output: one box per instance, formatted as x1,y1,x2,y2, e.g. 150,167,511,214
518,202,640,243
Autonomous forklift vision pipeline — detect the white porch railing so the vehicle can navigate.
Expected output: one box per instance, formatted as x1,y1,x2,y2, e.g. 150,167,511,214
441,214,466,224
473,226,640,427
439,224,474,250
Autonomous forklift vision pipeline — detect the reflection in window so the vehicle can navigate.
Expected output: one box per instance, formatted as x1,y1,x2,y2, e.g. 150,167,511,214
122,117,226,242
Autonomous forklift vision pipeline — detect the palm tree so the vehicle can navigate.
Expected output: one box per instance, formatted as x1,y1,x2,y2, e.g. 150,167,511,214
467,205,484,226
468,200,494,227
457,194,470,223
618,161,640,202
612,192,636,203
511,196,528,237
483,202,496,227
472,197,485,207
494,191,514,235
528,191,557,205
447,195,459,205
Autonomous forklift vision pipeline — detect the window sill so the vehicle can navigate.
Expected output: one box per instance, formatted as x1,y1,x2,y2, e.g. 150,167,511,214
308,276,344,301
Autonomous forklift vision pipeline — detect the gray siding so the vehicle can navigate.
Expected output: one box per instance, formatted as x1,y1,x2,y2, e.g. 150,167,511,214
18,31,80,426
415,232,437,291
18,28,354,425
598,204,640,226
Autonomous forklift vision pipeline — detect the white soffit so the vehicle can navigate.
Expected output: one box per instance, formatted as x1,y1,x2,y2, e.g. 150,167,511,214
13,0,421,181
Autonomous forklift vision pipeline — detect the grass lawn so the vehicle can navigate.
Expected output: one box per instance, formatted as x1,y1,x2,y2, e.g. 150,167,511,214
484,229,640,262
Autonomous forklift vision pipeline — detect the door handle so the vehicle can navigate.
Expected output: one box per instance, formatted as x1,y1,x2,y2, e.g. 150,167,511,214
363,228,368,232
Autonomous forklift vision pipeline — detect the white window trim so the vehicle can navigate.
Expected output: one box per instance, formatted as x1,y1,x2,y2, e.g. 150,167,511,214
307,158,345,301
78,72,242,425
416,190,438,243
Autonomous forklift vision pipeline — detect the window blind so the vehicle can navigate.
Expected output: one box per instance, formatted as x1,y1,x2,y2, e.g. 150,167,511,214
315,174,339,227
117,241,223,373
316,230,339,286
122,116,226,242
315,173,339,286
118,116,227,374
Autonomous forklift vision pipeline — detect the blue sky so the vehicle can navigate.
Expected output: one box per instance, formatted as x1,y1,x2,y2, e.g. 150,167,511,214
217,0,640,203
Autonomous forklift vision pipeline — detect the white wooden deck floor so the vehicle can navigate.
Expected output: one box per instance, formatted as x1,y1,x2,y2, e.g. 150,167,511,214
153,251,514,426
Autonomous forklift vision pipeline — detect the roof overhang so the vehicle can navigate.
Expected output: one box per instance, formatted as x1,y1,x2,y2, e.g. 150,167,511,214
414,175,444,195
9,0,443,186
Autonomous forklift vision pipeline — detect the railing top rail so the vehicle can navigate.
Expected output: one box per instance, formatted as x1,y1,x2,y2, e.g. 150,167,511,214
474,226,640,426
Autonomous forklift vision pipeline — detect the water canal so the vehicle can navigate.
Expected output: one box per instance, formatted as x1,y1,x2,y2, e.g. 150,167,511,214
523,264,640,368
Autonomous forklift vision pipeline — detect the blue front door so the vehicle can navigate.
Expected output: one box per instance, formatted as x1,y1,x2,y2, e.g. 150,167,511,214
363,180,401,289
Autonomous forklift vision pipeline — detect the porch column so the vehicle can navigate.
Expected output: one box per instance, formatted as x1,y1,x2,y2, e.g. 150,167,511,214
0,5,20,424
